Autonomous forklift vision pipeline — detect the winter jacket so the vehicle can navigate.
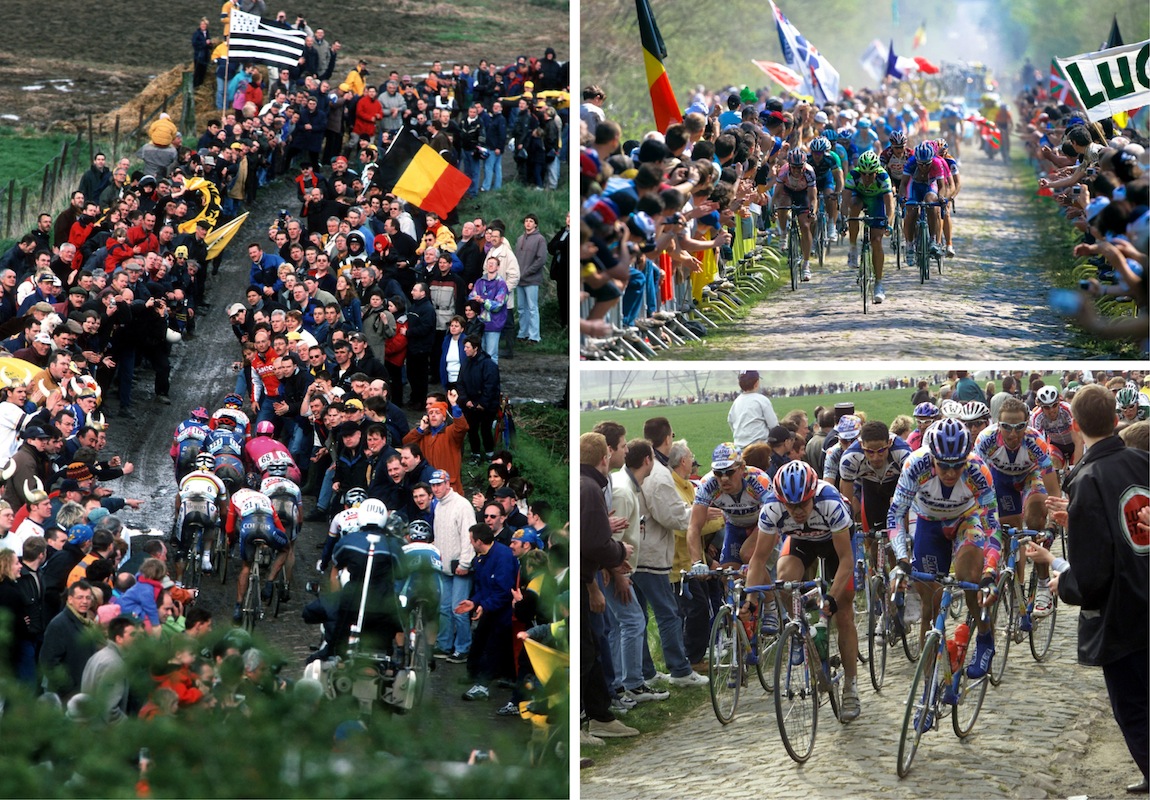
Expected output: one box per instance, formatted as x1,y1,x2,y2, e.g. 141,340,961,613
469,276,508,333
402,407,469,496
637,457,692,576
514,230,548,287
427,269,465,331
431,488,477,573
405,297,436,355
457,348,500,410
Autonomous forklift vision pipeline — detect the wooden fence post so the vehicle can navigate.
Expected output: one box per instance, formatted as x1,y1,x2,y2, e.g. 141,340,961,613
113,115,120,162
19,186,28,226
57,141,69,192
39,163,50,206
4,180,12,239
181,70,196,138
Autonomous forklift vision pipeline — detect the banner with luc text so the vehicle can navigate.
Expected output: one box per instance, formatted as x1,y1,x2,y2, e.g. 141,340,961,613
1054,40,1149,123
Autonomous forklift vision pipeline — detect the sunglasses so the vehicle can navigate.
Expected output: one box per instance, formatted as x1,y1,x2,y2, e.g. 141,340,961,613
935,459,967,471
713,467,739,478
483,513,501,519
861,445,890,455
999,422,1028,433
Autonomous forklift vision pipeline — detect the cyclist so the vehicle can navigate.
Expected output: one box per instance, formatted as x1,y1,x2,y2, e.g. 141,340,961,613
172,451,228,581
933,138,961,258
745,460,861,721
170,406,210,480
907,402,940,449
319,488,368,580
204,416,246,496
880,130,910,200
244,419,302,485
1029,386,1082,469
902,141,951,267
211,393,251,437
261,467,303,601
823,415,863,490
850,117,880,161
808,137,844,244
400,519,443,627
974,397,1061,617
838,419,913,535
686,442,773,571
939,102,964,158
226,487,289,623
959,401,992,440
1116,386,1150,423
774,149,818,281
844,151,896,304
329,502,407,656
887,419,1001,681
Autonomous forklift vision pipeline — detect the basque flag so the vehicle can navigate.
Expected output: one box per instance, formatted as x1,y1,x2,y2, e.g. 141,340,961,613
636,0,682,133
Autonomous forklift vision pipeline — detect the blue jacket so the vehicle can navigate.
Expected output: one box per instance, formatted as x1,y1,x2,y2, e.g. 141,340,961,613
439,332,466,388
482,111,508,151
249,252,285,293
470,541,518,624
458,348,500,410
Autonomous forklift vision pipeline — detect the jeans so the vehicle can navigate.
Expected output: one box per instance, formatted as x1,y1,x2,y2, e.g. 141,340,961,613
515,285,540,341
215,76,226,109
621,259,660,325
460,150,480,197
481,152,503,191
281,417,308,466
676,578,714,665
546,151,561,189
255,396,277,427
437,573,473,655
631,571,692,677
317,465,335,513
482,330,501,364
601,572,646,692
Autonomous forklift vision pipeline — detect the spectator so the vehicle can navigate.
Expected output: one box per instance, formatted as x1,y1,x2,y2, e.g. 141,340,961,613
80,614,138,724
514,214,548,345
402,398,468,497
456,523,517,701
728,370,779,448
430,468,476,662
39,580,98,700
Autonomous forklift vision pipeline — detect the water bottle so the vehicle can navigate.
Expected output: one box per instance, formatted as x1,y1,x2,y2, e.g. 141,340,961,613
813,618,829,662
952,623,971,671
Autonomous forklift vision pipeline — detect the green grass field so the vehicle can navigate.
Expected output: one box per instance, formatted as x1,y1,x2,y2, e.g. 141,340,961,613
580,386,925,471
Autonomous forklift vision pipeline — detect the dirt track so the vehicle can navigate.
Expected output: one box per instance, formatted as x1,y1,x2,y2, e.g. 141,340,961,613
671,152,1087,361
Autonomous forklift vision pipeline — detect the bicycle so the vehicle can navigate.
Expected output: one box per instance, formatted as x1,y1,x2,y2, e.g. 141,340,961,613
989,527,1059,687
890,196,904,271
783,207,802,291
682,568,781,725
858,527,901,692
213,525,230,585
772,573,844,763
241,539,274,632
904,200,947,283
814,194,830,269
845,215,886,315
896,571,992,778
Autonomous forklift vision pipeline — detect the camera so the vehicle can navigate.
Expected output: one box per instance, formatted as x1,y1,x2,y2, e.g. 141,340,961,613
1079,279,1091,291
278,208,290,221
1071,186,1081,195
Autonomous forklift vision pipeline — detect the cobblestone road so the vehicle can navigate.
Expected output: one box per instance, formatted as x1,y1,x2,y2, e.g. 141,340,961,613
582,592,1133,799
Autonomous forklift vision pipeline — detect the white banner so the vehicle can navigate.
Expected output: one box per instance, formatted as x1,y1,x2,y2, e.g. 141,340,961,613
1054,40,1150,123
859,40,888,84
769,0,840,104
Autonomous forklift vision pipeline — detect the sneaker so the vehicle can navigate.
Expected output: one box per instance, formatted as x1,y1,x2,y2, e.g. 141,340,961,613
847,248,859,268
261,581,274,603
761,602,780,636
966,632,995,679
1033,584,1055,619
201,553,213,574
840,686,861,722
588,718,640,738
432,648,452,660
648,670,670,684
828,231,839,244
906,248,916,267
668,670,708,687
945,244,956,258
801,262,812,282
580,729,606,747
904,590,922,624
929,241,942,257
232,603,243,623
789,635,805,666
462,684,489,701
608,696,632,716
446,651,468,664
625,683,669,703
914,707,935,733
874,281,886,304
613,689,637,710
496,701,521,717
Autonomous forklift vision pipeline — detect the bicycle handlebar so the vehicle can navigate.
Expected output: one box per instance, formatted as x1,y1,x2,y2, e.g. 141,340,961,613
908,570,981,592
902,200,949,208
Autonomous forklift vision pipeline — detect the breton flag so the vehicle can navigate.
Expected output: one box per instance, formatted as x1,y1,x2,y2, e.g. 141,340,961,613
769,1,839,105
370,130,470,219
227,9,306,69
636,0,682,133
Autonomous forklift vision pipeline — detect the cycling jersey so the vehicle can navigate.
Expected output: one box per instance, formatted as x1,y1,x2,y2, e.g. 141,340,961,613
693,466,773,529
1028,402,1076,447
939,108,962,131
839,436,913,486
244,437,301,483
903,155,951,187
809,152,842,190
757,480,851,543
211,408,251,436
973,425,1054,479
943,157,960,177
844,168,893,198
850,128,880,156
173,419,209,445
205,429,245,458
261,475,302,503
776,163,817,193
823,441,848,484
880,146,909,183
887,450,999,562
226,488,287,559
178,469,227,500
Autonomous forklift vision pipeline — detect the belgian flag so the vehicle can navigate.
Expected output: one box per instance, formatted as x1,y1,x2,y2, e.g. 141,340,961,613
371,131,471,219
636,0,682,133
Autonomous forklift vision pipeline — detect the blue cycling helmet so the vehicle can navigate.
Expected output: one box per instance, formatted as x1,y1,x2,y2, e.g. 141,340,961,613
857,118,872,129
823,127,838,141
915,141,936,162
913,401,940,419
223,393,244,409
926,419,972,462
773,460,818,505
810,137,831,153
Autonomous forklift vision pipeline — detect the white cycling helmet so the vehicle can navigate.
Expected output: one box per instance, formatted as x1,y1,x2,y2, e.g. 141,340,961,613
358,498,389,529
939,400,964,419
1035,386,1060,407
959,401,990,423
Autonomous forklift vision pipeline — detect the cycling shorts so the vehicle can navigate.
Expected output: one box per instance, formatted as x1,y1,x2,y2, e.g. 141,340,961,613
719,522,754,565
990,466,1045,518
1049,439,1074,465
239,514,288,562
174,498,218,557
850,193,888,223
816,171,836,193
860,480,898,532
906,181,939,204
777,187,812,210
780,537,853,593
911,512,987,576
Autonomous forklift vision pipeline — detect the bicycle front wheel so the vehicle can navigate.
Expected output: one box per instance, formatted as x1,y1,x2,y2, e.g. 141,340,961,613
861,243,872,314
1028,571,1057,661
243,562,260,633
816,212,827,268
952,625,990,738
708,605,742,724
897,631,942,778
756,602,782,693
989,574,1014,687
410,604,430,706
774,624,818,763
788,223,800,291
868,576,889,692
214,528,230,585
917,223,930,284
186,525,204,593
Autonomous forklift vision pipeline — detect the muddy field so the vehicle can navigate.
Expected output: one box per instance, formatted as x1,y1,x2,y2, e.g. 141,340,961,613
0,0,569,130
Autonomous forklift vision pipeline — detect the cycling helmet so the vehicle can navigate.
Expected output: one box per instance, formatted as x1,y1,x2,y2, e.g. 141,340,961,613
194,452,216,471
1035,386,1061,407
914,401,940,419
856,151,882,173
959,401,990,422
215,416,236,430
856,118,872,129
888,130,907,146
384,511,409,539
810,137,831,153
822,128,838,141
407,519,433,543
772,460,818,505
255,420,275,436
264,462,289,478
926,419,972,462
1116,387,1139,409
914,141,936,162
360,498,388,519
835,414,863,441
223,393,243,409
190,407,209,422
343,487,367,508
357,504,387,530
940,400,964,419
787,149,807,166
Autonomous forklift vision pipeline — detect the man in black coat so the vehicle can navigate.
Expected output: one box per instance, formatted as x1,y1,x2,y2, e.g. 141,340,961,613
38,580,98,700
404,282,436,409
1053,384,1149,793
457,335,500,459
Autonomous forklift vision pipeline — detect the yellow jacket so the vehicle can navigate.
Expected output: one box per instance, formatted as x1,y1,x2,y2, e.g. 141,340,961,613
343,69,366,97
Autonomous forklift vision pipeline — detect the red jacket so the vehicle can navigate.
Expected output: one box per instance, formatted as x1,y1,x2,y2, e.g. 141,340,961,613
353,96,383,137
126,225,159,256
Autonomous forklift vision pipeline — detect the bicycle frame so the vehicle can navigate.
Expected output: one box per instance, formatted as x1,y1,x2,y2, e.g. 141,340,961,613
904,200,947,282
845,216,883,314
